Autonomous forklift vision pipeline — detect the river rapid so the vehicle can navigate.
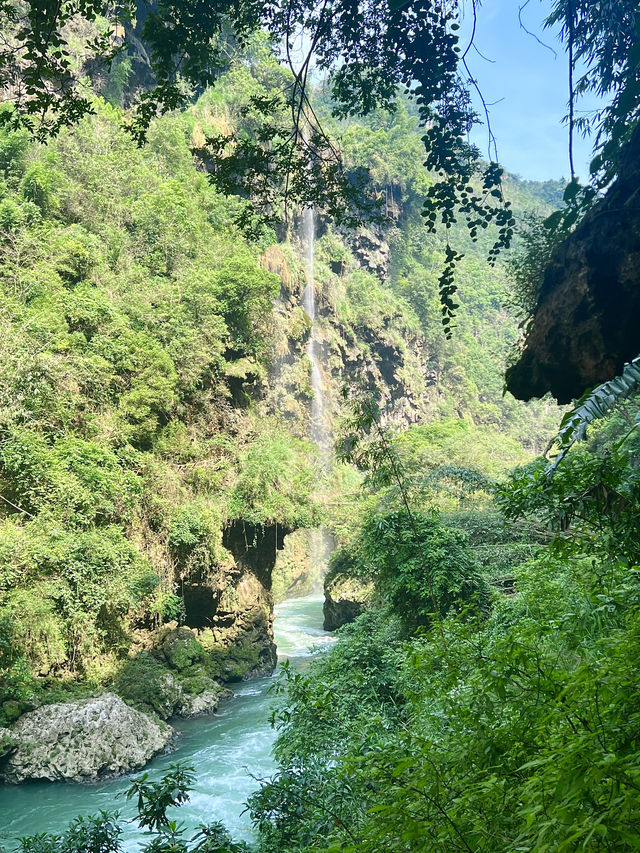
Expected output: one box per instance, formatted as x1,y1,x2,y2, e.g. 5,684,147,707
0,594,334,850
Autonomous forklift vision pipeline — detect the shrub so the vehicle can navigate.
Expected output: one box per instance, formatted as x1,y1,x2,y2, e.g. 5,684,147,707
361,510,490,633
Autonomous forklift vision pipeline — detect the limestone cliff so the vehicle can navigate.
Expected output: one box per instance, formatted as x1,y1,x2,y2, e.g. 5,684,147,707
263,224,432,436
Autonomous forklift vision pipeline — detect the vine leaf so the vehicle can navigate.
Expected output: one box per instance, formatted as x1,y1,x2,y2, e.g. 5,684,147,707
438,244,463,339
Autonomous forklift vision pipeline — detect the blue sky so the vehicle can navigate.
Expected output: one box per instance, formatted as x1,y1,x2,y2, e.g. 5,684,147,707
459,0,600,182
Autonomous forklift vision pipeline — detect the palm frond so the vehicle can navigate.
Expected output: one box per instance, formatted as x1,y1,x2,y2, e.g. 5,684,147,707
549,354,640,470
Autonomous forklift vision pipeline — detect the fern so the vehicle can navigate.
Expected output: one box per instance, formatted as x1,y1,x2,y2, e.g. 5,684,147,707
549,355,640,470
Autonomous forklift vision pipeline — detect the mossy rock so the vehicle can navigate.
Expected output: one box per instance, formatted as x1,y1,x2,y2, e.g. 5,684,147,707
288,306,312,341
162,628,205,671
204,638,261,682
112,653,183,719
179,671,216,696
1,699,23,724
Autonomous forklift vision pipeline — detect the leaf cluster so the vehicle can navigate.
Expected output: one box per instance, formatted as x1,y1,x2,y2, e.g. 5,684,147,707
4,764,251,853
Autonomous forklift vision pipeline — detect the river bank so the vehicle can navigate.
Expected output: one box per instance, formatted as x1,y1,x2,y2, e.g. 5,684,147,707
0,595,335,851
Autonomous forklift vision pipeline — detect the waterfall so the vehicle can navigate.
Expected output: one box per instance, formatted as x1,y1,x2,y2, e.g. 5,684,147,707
301,208,333,575
302,208,330,470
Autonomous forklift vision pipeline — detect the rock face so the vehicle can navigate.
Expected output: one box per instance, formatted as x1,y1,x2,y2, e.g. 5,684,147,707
208,570,279,680
108,516,287,738
348,226,391,280
165,520,284,689
506,124,640,403
0,727,17,759
323,575,375,631
0,694,174,783
215,521,286,678
331,322,433,427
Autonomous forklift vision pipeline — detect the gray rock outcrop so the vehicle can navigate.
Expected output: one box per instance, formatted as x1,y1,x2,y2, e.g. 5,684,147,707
179,687,232,717
0,726,17,760
1,694,174,783
348,227,391,280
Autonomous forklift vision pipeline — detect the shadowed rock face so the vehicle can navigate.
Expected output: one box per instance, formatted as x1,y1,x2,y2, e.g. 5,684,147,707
323,575,375,631
173,521,288,683
222,520,290,589
506,125,640,404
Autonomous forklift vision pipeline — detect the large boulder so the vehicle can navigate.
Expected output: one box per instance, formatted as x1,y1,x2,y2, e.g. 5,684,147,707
1,694,174,783
163,627,206,670
323,575,375,631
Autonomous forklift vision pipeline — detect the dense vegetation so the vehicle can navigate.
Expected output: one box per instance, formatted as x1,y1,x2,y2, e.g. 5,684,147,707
245,402,640,852
0,92,319,719
8,398,639,852
1,8,639,851
0,50,561,725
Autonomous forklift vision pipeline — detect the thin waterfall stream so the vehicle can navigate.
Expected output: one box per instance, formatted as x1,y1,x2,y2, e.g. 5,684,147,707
301,207,333,575
301,207,330,469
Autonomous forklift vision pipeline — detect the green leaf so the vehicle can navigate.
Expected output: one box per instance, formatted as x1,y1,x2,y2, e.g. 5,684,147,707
550,354,640,470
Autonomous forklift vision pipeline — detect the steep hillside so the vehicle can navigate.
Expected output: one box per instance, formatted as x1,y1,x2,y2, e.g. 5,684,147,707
0,53,562,728
0,101,318,726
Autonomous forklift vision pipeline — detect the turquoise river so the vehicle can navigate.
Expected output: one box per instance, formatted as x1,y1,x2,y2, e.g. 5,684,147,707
0,595,334,850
